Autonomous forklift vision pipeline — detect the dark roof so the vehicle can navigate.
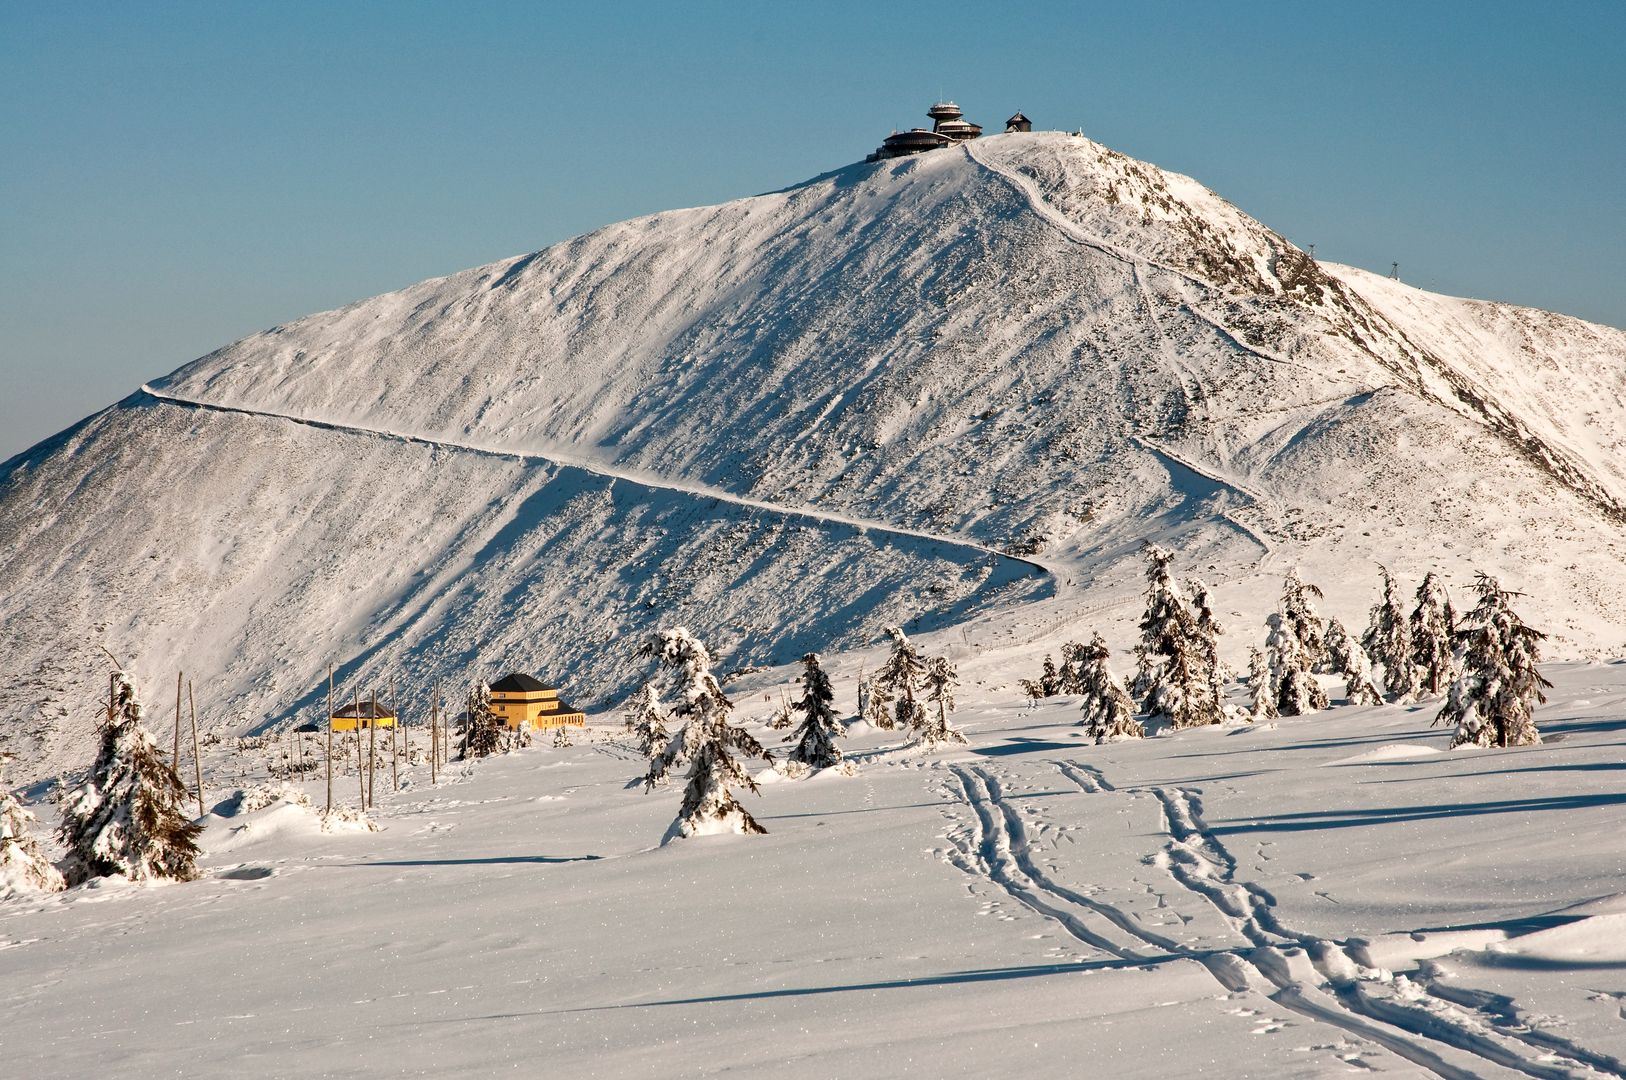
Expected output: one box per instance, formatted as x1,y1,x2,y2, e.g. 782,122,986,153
490,672,556,694
332,702,396,719
1007,111,1030,123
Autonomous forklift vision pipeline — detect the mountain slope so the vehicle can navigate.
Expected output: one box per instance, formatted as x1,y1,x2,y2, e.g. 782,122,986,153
3,131,1624,784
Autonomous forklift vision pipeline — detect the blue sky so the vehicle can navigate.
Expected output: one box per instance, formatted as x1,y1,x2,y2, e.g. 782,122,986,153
3,2,1622,461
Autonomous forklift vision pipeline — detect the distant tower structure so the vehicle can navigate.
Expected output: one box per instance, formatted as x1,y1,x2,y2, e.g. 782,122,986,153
927,101,963,128
1005,111,1032,133
868,100,984,161
929,101,982,142
1391,262,1400,280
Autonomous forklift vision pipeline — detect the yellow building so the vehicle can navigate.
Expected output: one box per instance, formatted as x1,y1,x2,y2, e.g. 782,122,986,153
330,701,397,731
489,673,585,730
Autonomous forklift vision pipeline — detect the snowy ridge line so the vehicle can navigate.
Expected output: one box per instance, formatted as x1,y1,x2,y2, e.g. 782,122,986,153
1150,785,1617,1079
1129,435,1273,561
135,386,1053,584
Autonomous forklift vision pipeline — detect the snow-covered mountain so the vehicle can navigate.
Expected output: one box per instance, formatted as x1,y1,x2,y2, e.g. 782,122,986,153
4,130,1624,784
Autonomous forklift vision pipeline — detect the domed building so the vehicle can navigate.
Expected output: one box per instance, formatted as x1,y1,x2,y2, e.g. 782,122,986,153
868,101,986,161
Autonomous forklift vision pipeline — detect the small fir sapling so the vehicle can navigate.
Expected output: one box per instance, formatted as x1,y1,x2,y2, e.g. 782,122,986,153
1245,646,1278,724
550,724,571,748
786,653,847,769
1019,653,1062,701
0,752,65,896
919,655,967,747
623,683,671,765
1325,616,1383,706
643,628,772,837
1269,612,1328,716
57,672,202,885
1363,565,1417,701
1075,634,1143,742
1056,641,1088,695
1410,572,1458,697
1441,574,1550,749
870,626,929,731
458,685,503,760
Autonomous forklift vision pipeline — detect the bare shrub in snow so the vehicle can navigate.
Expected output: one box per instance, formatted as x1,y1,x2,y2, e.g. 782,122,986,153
1019,653,1062,701
1076,634,1142,742
1363,565,1417,701
1442,573,1549,749
57,673,202,885
643,628,772,837
1410,572,1458,697
1,752,65,897
786,653,846,770
240,781,312,815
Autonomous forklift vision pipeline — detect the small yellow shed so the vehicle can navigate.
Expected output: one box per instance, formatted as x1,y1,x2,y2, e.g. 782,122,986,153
330,701,397,732
489,673,585,730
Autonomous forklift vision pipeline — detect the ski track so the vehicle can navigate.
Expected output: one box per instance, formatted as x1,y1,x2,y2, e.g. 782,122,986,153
944,758,1619,1080
137,386,1053,588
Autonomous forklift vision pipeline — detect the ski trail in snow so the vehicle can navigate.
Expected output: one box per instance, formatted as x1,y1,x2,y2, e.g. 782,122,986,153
1148,785,1619,1080
948,757,1615,1078
137,385,1054,589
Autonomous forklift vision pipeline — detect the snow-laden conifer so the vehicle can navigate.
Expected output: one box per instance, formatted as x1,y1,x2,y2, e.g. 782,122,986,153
458,684,503,760
623,683,671,768
549,724,570,748
1134,546,1223,728
57,673,202,886
1056,641,1088,695
918,655,967,747
869,627,929,731
1,752,65,897
1441,574,1550,749
1245,646,1278,724
1280,570,1328,670
1325,616,1383,706
1363,565,1417,701
1076,634,1143,742
1410,572,1458,697
643,628,772,837
1190,580,1231,717
1269,613,1327,716
1020,653,1062,701
786,653,847,769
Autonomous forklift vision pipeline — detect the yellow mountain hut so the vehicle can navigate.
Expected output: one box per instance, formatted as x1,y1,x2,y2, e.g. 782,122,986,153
489,673,585,730
330,701,397,731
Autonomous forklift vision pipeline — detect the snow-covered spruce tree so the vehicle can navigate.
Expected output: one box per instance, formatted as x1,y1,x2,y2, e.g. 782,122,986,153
1076,634,1143,742
643,628,772,837
623,683,670,762
1190,580,1231,717
1245,646,1278,724
0,753,65,896
786,653,846,769
549,724,570,748
1056,641,1089,695
1133,546,1223,728
1410,572,1458,697
871,626,929,732
1362,565,1417,701
919,655,967,747
57,673,202,886
458,685,503,760
1441,574,1550,749
1280,570,1329,671
1325,617,1383,706
1268,613,1327,716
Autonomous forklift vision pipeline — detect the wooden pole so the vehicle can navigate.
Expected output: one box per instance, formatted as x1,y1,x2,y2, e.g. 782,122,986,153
367,689,378,809
325,664,334,814
354,690,364,809
430,699,438,785
187,680,205,819
390,680,399,793
173,671,183,767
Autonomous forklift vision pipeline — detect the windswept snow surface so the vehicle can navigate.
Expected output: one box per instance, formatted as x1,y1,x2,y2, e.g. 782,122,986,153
3,131,1626,788
5,661,1626,1078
